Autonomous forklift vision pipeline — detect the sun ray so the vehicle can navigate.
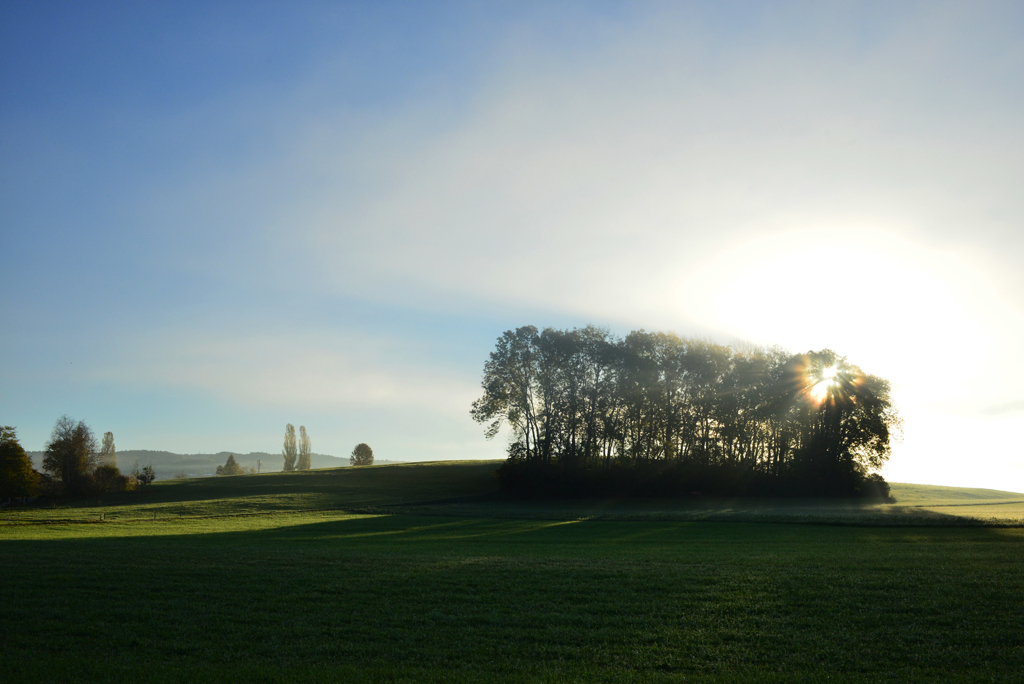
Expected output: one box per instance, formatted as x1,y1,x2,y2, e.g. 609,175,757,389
809,365,840,403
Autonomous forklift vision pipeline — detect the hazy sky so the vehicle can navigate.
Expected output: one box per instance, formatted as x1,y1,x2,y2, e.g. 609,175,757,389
3,2,1023,489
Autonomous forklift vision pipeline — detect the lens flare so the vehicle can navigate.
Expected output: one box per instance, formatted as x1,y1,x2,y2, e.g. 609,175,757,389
809,365,839,402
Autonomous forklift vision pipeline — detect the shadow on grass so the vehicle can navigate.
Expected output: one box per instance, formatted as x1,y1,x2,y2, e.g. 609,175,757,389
6,508,1024,556
4,514,1024,681
383,493,1024,527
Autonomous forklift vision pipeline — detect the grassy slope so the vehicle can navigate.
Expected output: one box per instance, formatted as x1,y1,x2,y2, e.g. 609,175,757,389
889,481,1024,504
6,460,502,522
7,462,1024,525
3,463,1024,682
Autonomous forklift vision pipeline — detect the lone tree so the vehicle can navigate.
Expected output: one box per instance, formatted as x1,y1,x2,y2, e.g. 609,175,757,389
137,464,156,486
0,426,40,499
282,424,297,471
43,415,99,493
297,426,312,470
350,443,373,466
98,431,116,467
216,454,244,476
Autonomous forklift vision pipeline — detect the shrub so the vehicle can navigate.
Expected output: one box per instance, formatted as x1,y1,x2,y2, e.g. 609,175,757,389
137,465,156,486
92,464,133,494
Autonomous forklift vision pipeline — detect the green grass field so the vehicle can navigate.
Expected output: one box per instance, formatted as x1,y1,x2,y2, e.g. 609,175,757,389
3,462,1023,682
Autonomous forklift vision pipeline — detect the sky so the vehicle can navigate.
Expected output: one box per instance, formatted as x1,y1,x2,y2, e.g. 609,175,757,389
2,1,1023,490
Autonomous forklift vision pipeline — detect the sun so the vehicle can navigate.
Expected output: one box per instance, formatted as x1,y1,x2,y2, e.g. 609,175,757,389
810,365,839,402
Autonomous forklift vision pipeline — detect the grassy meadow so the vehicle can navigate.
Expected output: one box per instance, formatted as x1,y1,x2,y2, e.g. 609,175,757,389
3,462,1024,682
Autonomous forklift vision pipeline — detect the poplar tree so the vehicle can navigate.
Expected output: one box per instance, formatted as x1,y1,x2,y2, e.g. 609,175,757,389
99,431,116,467
282,424,297,471
297,426,312,470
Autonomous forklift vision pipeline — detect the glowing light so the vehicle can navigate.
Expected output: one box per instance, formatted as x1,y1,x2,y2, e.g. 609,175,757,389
678,227,993,399
810,366,840,402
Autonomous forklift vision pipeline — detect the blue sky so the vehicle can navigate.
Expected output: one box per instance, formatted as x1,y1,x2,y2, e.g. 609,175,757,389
3,1,1024,488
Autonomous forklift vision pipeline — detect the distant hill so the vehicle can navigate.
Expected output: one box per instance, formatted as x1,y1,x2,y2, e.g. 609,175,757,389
26,450,405,479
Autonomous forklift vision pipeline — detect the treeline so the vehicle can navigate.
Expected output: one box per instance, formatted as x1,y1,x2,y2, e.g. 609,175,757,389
1,416,156,501
472,326,899,499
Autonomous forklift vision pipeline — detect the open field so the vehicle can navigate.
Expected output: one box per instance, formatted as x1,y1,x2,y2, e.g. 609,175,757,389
406,480,1024,526
2,460,501,523
6,461,1023,526
3,463,1024,682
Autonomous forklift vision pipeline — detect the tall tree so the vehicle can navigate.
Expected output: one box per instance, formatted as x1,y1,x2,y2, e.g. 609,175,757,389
470,326,541,460
297,426,312,470
350,443,373,466
0,426,40,498
282,424,297,471
42,415,98,493
99,431,116,467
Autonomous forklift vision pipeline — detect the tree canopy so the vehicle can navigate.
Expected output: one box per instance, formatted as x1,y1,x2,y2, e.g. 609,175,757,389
350,443,373,466
472,326,900,498
42,415,99,494
0,426,40,498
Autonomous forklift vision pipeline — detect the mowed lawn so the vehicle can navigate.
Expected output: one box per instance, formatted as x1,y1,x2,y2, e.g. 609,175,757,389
2,465,1023,682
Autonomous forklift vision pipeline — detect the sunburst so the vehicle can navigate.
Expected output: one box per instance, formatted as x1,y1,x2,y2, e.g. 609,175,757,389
809,365,839,402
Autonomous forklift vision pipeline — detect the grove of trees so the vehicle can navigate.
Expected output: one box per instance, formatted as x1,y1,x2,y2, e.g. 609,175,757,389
350,443,373,466
472,326,900,498
11,416,142,497
215,454,244,476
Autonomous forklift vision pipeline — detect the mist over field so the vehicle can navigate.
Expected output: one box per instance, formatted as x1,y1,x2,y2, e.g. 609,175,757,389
22,449,405,479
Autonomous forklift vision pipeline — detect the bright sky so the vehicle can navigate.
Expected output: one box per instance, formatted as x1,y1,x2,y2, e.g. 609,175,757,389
2,2,1023,490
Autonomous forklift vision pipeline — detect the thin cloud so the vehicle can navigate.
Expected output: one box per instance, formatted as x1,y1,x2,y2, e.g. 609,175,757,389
89,326,479,416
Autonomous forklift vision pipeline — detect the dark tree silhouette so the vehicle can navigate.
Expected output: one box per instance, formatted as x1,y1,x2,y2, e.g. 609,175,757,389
137,464,156,486
0,426,40,498
350,443,374,466
42,415,99,494
92,464,130,494
473,326,900,498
